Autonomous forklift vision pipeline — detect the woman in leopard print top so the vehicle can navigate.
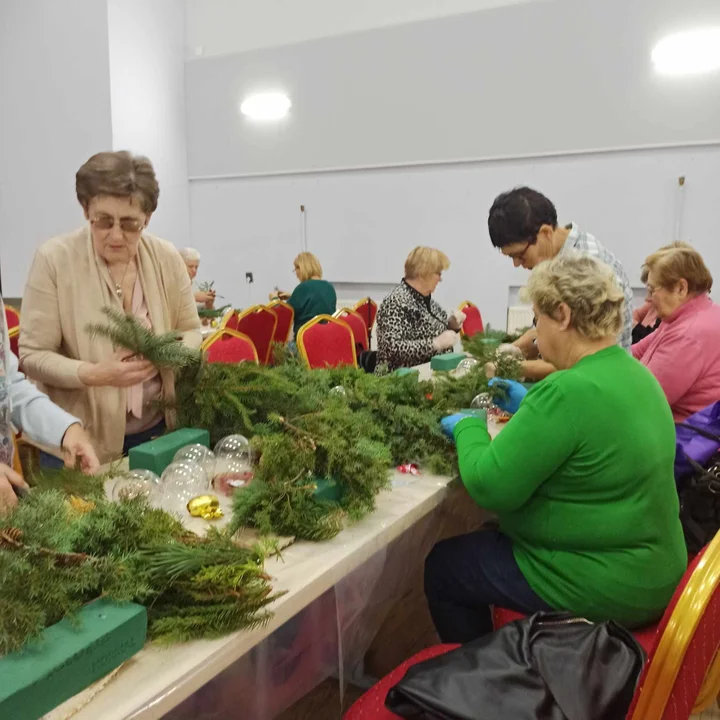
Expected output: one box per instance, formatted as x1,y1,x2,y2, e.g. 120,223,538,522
376,247,465,371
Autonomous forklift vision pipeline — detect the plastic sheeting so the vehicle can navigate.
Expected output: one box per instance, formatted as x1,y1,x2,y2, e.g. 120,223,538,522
165,505,446,720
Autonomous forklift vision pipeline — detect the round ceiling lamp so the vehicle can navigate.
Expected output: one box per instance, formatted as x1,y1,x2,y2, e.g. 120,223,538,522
652,27,720,77
240,92,292,121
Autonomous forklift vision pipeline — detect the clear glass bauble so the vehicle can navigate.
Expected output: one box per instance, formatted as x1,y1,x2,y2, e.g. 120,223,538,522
160,460,210,516
213,455,254,497
214,434,252,464
174,444,216,478
454,357,479,378
471,392,494,410
112,469,161,502
329,385,347,397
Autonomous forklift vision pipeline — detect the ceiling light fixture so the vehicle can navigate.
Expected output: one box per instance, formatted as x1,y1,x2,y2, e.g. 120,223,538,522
240,92,291,121
652,27,720,77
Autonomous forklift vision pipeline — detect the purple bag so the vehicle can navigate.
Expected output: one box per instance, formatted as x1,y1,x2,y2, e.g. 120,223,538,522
675,402,720,480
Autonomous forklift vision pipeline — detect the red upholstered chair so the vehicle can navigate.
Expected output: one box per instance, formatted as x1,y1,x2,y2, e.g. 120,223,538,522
296,315,357,369
5,305,20,358
235,306,278,365
458,300,484,338
221,309,239,331
202,329,258,364
267,300,294,344
334,308,369,353
345,536,720,720
353,298,378,339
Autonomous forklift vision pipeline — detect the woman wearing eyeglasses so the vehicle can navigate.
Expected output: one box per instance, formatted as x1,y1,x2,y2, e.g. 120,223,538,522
20,151,201,465
632,243,720,421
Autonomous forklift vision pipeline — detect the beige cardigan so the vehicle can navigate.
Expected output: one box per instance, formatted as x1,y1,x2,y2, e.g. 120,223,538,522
20,227,202,464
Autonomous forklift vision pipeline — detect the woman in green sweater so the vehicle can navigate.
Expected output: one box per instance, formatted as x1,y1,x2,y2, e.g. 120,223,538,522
426,253,687,643
271,252,337,337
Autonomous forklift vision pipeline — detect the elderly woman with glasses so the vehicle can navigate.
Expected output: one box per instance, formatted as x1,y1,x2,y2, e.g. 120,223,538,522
179,247,216,310
375,246,464,371
426,254,686,643
633,242,720,421
20,151,201,465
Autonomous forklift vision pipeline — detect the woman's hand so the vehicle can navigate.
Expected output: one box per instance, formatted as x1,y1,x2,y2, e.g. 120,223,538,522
0,464,29,516
61,423,101,474
448,310,466,332
195,290,215,305
78,351,157,388
433,330,458,352
440,410,487,441
488,378,528,415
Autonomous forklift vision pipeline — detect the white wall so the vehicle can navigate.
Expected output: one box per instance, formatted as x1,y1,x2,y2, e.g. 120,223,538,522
185,0,720,329
189,145,720,331
108,0,191,249
185,0,720,177
0,0,113,297
186,0,547,56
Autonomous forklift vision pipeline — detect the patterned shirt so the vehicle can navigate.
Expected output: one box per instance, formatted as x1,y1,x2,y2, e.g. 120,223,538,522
560,223,634,351
376,280,451,371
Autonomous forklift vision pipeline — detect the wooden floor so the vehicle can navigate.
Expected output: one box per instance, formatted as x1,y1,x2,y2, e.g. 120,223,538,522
277,679,364,720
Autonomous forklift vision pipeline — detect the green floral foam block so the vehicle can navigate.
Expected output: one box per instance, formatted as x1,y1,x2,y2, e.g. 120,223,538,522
129,427,210,475
0,599,147,720
430,353,466,372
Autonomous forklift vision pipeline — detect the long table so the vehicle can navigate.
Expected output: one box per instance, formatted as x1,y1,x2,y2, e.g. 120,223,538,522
58,360,496,719
69,470,457,720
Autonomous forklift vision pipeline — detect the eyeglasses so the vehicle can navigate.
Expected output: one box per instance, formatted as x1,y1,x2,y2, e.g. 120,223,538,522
91,216,145,233
646,285,661,297
504,241,533,263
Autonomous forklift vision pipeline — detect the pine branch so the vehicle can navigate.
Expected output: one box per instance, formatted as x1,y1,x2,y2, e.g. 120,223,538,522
86,307,201,371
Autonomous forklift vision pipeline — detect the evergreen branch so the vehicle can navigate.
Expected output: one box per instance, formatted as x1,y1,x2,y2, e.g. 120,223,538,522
86,307,202,371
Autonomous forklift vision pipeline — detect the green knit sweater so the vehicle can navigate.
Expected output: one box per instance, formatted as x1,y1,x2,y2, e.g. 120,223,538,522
454,346,687,627
289,280,337,336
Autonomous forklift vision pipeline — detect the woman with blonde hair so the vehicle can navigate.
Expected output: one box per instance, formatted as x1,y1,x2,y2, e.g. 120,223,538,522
375,247,464,371
20,151,201,466
270,252,337,337
426,253,686,642
633,242,720,421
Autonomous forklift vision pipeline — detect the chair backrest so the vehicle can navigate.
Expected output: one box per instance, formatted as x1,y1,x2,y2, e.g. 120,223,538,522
353,298,378,334
221,309,239,331
297,315,358,369
5,305,20,332
235,306,278,365
268,300,294,344
334,308,369,352
6,305,20,358
628,533,720,719
202,329,259,364
459,301,484,337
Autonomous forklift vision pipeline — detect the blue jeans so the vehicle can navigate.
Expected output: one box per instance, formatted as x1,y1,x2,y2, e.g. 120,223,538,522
424,530,553,643
38,420,167,469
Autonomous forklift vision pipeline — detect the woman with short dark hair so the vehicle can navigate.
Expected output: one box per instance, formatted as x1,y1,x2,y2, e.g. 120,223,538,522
20,151,201,464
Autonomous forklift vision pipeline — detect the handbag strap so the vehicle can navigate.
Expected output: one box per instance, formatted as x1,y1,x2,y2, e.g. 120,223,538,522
677,422,720,444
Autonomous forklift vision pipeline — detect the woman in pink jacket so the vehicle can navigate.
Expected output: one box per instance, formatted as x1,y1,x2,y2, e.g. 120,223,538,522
633,243,720,421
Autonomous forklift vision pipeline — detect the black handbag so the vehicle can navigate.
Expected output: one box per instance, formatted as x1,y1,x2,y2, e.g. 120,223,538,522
676,422,720,554
385,613,645,720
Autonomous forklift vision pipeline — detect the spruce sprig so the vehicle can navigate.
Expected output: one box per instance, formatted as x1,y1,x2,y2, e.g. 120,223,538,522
86,308,201,370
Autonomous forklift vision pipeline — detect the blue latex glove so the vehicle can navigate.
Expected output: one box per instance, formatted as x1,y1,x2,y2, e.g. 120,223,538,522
488,378,528,415
440,410,487,440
